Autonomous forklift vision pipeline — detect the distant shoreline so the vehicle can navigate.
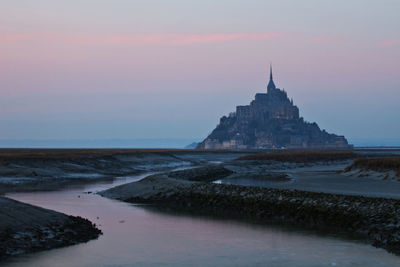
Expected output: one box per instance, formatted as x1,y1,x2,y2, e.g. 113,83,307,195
0,147,399,157
0,138,399,149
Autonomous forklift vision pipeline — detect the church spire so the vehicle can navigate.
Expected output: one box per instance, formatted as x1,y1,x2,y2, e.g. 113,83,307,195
267,64,276,91
270,64,273,80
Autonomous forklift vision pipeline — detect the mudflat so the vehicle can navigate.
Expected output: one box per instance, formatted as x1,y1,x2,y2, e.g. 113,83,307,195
0,149,248,194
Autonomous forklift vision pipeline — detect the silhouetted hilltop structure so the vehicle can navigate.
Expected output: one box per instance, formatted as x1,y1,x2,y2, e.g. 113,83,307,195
197,66,351,150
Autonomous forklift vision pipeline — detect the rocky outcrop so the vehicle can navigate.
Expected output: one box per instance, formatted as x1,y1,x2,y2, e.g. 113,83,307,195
0,197,102,260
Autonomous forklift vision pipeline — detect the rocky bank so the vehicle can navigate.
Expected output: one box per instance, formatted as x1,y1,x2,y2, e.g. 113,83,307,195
0,197,102,260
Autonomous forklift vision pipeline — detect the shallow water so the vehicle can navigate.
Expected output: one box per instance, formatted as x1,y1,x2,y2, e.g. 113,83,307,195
4,172,400,267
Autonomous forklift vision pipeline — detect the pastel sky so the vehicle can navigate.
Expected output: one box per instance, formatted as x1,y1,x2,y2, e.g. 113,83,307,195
0,0,399,143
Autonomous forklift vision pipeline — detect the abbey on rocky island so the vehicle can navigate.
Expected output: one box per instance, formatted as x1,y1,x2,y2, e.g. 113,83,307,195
197,66,351,150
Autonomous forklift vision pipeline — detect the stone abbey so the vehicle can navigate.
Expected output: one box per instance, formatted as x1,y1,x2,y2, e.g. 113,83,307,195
197,66,351,149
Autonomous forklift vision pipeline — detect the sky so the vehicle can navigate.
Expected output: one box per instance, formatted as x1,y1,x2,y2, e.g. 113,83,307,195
0,0,399,145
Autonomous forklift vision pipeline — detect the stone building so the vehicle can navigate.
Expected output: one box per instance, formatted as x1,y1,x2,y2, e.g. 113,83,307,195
197,66,352,150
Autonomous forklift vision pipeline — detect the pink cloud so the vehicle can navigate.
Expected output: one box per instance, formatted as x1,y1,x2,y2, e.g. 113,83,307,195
71,34,167,45
311,35,348,43
0,33,39,43
69,32,283,45
0,32,283,46
168,33,283,45
378,40,400,47
0,32,63,44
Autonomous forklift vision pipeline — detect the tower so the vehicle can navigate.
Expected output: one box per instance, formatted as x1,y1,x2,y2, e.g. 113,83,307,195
267,64,276,93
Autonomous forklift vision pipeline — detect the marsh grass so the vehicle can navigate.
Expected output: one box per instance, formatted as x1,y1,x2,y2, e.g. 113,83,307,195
345,157,400,176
